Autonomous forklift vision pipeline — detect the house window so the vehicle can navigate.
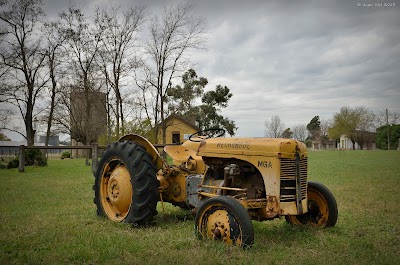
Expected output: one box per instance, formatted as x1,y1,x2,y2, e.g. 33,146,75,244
172,132,181,144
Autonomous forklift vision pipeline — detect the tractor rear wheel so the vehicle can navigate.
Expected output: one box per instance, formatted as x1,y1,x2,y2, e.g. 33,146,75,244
285,181,338,227
195,196,254,249
94,141,159,225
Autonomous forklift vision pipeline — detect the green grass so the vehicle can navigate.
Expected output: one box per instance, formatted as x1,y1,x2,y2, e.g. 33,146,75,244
1,151,400,265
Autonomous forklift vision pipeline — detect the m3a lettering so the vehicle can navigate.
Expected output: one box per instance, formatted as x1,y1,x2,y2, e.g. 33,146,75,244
258,161,272,168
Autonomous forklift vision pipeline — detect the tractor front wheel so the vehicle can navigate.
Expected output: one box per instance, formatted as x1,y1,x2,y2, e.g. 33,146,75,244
285,181,338,227
195,196,254,249
94,141,159,225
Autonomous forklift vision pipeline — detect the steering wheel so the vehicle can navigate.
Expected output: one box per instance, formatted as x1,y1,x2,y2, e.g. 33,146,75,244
189,128,226,142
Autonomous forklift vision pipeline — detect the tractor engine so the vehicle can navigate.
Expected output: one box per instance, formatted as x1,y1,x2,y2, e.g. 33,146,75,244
201,158,265,200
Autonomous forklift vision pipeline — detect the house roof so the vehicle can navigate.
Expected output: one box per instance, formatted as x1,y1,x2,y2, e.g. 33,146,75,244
0,140,26,146
0,141,65,147
164,114,200,131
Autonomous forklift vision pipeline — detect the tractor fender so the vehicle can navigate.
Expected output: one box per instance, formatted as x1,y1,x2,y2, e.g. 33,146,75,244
118,134,164,171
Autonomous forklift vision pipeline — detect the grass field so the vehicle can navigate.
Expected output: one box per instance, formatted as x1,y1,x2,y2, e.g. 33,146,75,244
1,150,399,265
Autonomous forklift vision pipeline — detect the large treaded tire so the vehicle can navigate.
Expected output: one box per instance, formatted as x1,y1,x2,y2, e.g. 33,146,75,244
285,181,338,227
94,141,159,225
195,196,254,249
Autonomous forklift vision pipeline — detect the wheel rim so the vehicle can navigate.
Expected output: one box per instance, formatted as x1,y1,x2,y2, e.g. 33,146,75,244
100,160,132,222
288,188,329,227
199,205,243,246
307,188,329,226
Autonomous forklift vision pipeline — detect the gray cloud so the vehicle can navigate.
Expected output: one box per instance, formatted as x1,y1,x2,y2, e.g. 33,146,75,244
184,0,400,136
32,0,400,138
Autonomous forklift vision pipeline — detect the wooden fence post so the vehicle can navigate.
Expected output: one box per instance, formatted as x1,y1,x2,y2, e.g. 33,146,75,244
92,143,98,174
19,145,25,172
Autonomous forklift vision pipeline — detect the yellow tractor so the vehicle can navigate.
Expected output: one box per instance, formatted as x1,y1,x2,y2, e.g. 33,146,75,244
94,129,338,248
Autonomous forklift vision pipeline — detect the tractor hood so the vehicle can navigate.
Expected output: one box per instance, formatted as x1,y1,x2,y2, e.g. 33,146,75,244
197,138,307,159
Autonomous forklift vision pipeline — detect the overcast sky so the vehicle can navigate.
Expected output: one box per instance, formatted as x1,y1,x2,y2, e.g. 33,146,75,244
4,0,400,139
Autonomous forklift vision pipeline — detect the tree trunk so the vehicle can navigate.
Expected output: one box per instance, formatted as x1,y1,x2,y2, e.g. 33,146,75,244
160,93,166,144
25,84,35,146
115,96,120,138
120,99,124,136
45,56,57,147
84,73,91,166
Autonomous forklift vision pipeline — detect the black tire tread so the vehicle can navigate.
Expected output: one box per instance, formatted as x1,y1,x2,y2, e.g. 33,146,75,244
285,181,338,227
94,141,159,225
308,181,338,227
195,196,254,248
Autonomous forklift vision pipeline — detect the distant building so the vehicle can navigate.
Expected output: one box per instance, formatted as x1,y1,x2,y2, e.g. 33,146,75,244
157,115,200,144
311,139,336,150
0,140,63,158
36,135,59,146
0,141,25,157
338,131,376,150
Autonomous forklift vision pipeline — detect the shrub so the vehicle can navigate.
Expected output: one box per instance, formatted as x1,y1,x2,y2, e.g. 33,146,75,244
304,139,312,148
7,149,47,169
60,151,71,159
7,156,19,169
25,149,47,166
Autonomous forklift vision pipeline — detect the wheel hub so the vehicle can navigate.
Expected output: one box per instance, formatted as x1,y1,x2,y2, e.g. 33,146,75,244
206,210,231,243
308,200,321,215
212,222,227,240
101,163,132,221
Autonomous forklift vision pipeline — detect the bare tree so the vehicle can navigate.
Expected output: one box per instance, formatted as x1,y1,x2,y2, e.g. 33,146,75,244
58,6,103,145
41,20,65,146
375,109,399,127
135,3,206,143
96,6,145,138
292,123,308,142
0,0,47,146
264,115,284,138
320,119,331,139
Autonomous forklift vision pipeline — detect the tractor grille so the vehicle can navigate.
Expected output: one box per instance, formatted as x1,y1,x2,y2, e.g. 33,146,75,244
280,157,307,202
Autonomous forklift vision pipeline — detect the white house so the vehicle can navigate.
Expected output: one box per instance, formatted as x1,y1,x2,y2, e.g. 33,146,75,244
338,132,376,150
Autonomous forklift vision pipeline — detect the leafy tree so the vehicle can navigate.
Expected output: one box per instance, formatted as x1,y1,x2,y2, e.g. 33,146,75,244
376,124,400,150
124,118,154,141
197,85,236,136
329,106,375,150
168,69,237,135
264,115,284,138
282,128,293,139
167,69,208,117
0,132,10,141
98,118,154,145
307,116,321,140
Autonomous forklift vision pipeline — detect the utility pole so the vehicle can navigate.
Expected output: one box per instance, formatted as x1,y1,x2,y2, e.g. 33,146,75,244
386,108,390,150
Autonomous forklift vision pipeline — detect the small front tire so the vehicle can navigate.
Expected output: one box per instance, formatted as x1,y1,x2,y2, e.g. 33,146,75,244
285,181,338,227
195,196,254,249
